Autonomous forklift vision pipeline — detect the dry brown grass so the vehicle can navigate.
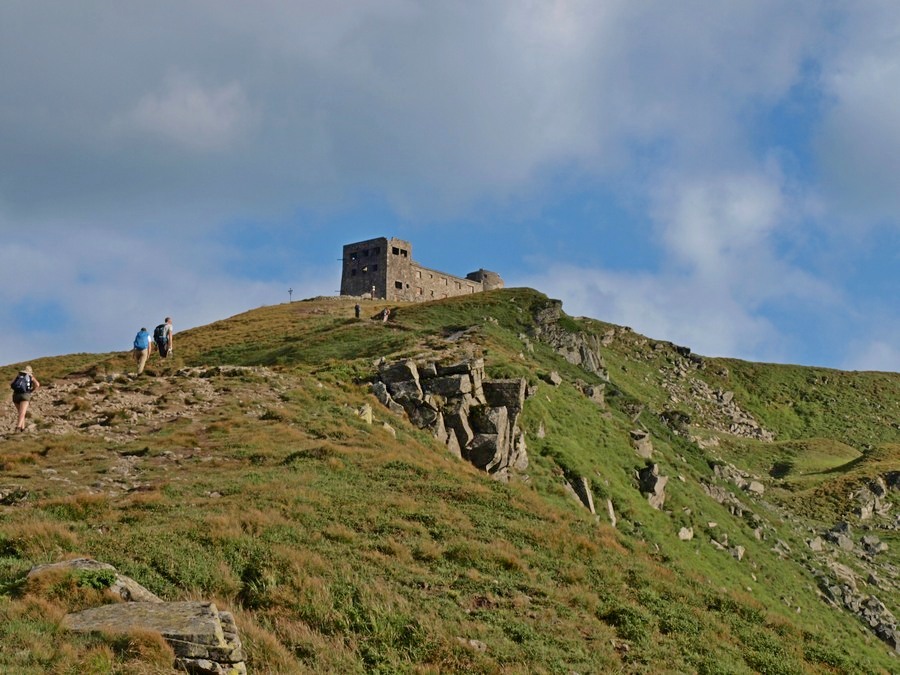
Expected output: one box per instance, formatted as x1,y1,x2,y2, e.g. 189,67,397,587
23,566,118,612
0,519,78,560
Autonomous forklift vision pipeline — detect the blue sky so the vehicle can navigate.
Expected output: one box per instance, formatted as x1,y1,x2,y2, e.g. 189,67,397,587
1,2,898,372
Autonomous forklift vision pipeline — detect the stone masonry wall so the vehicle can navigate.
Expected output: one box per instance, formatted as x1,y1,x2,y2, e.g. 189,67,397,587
340,236,503,302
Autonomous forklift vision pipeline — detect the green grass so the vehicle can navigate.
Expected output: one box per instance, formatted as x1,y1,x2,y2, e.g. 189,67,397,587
0,289,897,672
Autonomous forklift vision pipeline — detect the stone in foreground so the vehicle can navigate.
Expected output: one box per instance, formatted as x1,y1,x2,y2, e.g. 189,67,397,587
63,601,246,675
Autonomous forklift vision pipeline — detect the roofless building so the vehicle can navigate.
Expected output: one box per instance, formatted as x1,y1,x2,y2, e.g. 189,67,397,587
340,236,503,301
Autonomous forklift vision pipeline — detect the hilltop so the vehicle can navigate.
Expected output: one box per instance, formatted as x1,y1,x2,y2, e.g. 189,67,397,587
0,288,898,673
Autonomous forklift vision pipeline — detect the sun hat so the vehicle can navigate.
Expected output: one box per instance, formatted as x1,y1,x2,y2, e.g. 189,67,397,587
20,365,32,375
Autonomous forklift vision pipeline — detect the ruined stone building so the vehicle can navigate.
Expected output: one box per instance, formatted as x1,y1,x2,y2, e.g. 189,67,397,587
340,236,503,302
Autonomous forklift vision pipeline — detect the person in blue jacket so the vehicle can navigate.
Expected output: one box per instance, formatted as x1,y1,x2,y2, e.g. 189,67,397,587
132,327,152,374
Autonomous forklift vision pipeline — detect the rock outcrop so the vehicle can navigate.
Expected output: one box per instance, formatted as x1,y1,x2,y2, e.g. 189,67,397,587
530,300,609,379
638,464,668,510
374,358,528,481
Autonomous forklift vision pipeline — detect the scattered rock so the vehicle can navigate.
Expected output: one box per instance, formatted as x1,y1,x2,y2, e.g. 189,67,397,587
0,486,28,505
678,527,694,541
356,403,373,424
543,371,563,387
747,481,765,496
28,558,161,603
456,637,488,653
630,429,653,459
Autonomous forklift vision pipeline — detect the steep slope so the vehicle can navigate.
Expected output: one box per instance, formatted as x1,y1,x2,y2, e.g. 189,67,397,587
0,288,897,673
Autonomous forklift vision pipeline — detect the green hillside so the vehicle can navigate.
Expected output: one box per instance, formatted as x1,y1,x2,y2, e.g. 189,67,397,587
0,288,897,673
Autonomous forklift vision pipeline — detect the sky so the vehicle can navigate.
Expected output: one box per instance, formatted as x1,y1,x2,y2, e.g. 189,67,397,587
1,1,899,372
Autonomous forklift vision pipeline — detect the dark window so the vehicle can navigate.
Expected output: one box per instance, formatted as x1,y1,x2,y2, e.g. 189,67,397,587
375,247,381,254
373,264,378,271
400,249,408,257
392,247,400,255
395,281,403,289
363,249,369,256
351,269,357,276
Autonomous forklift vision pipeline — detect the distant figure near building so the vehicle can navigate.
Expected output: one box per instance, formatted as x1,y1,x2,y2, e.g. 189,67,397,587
340,237,503,302
381,307,390,323
354,304,361,319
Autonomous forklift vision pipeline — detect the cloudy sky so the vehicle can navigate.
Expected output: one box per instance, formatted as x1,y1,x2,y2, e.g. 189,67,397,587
1,1,898,372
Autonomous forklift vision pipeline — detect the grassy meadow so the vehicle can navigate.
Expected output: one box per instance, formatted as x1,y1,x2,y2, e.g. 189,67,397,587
0,289,898,673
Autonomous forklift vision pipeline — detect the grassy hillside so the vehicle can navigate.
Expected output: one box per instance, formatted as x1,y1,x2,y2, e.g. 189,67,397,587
0,289,897,673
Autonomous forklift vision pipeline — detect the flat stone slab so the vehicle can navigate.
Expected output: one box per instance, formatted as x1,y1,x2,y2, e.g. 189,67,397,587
64,601,245,671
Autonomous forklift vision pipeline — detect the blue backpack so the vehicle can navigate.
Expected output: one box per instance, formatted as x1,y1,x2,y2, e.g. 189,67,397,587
11,373,31,394
134,330,150,350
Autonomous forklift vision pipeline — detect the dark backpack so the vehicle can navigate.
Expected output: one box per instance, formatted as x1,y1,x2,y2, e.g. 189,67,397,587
153,324,167,344
11,373,31,394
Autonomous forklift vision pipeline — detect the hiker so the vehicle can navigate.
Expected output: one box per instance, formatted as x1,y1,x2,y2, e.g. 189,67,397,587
154,317,174,358
354,303,361,319
132,327,152,374
381,307,390,323
10,365,40,432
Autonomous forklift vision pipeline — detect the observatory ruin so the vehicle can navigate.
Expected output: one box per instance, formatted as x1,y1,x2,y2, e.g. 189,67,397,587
340,236,503,302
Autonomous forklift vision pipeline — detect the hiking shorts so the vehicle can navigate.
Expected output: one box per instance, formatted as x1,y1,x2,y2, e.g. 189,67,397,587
12,392,32,403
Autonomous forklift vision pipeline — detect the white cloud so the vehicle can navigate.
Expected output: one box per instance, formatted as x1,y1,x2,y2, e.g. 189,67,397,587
0,2,897,372
517,164,837,362
516,264,782,360
843,339,900,373
119,72,255,151
0,227,334,365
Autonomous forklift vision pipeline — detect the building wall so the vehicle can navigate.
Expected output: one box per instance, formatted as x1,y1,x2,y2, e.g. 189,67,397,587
340,237,503,301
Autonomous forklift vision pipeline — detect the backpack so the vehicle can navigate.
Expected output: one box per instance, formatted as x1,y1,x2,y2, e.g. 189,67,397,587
11,373,31,394
134,330,149,350
153,324,167,344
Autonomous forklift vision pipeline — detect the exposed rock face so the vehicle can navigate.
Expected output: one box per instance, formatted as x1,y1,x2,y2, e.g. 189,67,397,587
638,464,668,510
64,601,247,674
531,300,609,380
374,358,528,480
566,475,596,514
855,476,895,521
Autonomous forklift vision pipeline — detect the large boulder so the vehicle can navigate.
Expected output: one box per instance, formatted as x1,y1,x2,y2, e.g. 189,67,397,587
482,379,526,415
379,359,420,386
422,374,473,398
